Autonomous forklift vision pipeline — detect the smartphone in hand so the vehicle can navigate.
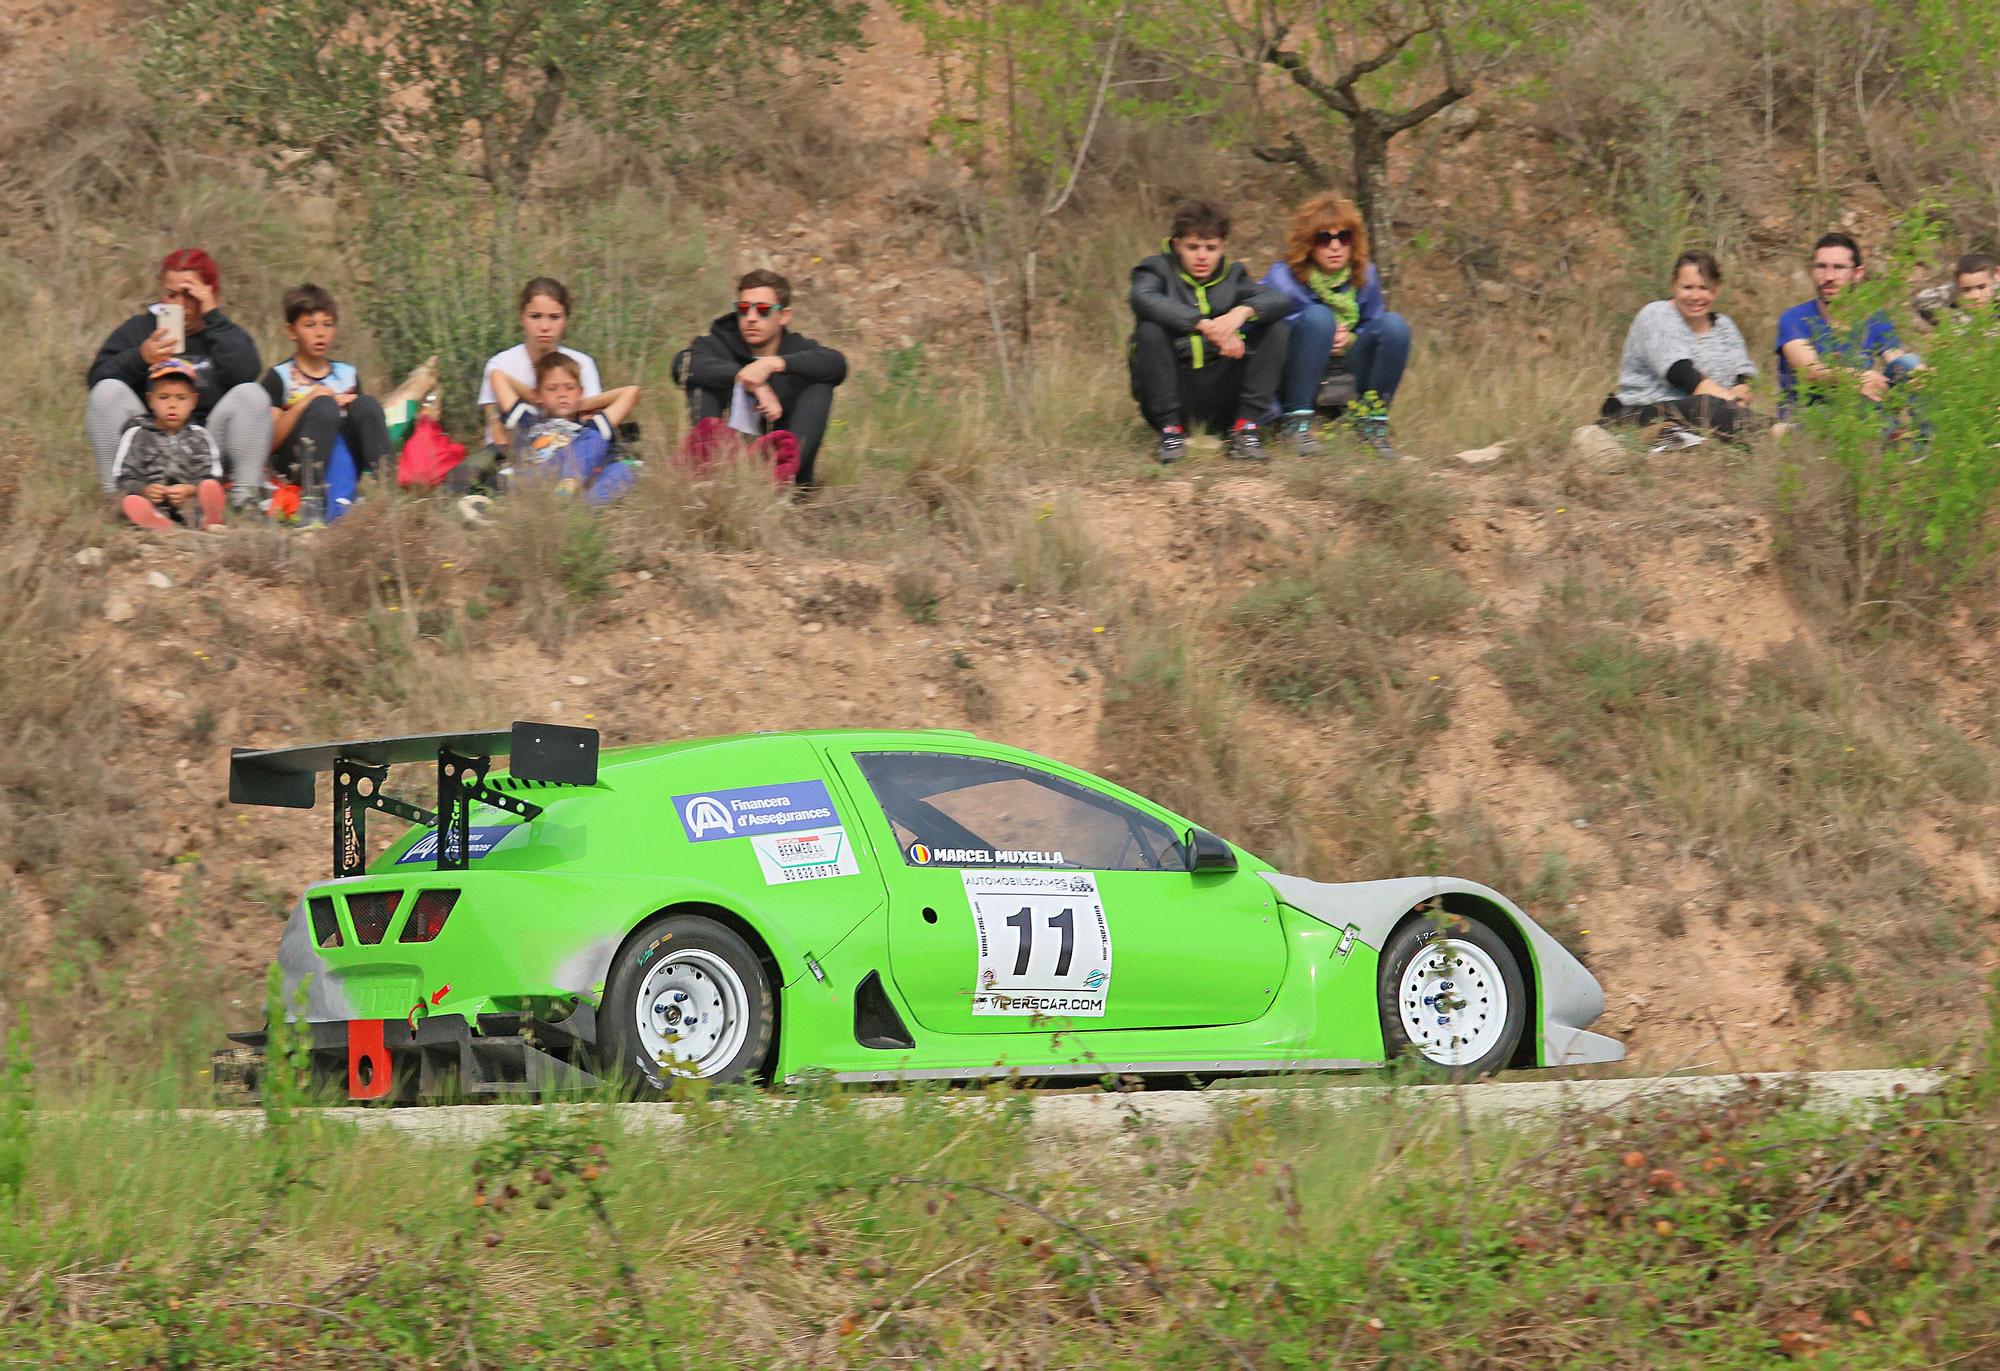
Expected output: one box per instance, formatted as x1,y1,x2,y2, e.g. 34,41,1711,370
151,301,186,354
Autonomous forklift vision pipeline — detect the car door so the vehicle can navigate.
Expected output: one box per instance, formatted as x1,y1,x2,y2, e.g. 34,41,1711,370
830,746,1288,1035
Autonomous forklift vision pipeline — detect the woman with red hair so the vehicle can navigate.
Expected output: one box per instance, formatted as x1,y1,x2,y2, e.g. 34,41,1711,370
1259,194,1413,457
87,249,270,509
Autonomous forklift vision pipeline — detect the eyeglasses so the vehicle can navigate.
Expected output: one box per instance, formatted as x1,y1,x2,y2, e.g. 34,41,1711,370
1314,229,1356,247
735,301,781,318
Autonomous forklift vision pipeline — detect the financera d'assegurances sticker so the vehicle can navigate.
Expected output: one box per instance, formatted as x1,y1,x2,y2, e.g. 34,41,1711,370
396,825,520,864
672,780,841,843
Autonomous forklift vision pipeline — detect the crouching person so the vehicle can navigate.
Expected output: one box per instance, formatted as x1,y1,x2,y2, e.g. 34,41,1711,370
111,360,227,530
677,270,847,489
1261,193,1412,457
490,355,641,505
1129,199,1291,463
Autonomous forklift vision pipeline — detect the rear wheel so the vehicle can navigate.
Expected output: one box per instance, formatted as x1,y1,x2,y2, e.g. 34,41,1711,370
1376,912,1525,1077
600,914,773,1093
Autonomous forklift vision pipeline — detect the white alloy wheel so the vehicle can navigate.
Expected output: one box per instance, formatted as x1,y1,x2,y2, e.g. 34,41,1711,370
633,948,751,1078
1397,936,1509,1067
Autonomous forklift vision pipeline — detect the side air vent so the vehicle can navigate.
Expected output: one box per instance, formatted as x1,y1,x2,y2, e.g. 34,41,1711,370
853,971,915,1051
347,891,402,945
308,896,342,949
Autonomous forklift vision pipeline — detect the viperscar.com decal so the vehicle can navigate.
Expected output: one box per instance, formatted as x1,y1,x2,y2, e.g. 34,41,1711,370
963,869,1111,1016
672,781,840,843
908,842,1067,867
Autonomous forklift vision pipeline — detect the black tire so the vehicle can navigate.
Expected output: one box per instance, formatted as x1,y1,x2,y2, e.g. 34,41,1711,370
599,914,774,1095
1376,912,1526,1077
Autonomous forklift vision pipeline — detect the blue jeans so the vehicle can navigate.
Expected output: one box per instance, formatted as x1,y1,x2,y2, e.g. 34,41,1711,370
1277,305,1414,414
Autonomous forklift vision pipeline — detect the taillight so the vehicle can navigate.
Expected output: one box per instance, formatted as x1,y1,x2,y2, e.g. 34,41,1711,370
308,896,342,949
399,889,460,944
347,891,401,945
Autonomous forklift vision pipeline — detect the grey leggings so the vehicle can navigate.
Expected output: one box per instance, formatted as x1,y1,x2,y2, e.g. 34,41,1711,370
88,379,273,499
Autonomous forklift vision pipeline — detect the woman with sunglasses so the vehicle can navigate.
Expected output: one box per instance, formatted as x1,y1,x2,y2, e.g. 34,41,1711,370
476,277,603,448
1259,194,1413,457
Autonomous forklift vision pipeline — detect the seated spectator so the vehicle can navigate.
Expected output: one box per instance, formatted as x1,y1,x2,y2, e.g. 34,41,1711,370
87,249,270,506
1128,199,1291,464
263,284,391,522
111,360,226,531
477,277,602,447
1776,232,1919,411
1600,251,1769,446
676,269,848,488
1260,193,1413,457
489,354,640,505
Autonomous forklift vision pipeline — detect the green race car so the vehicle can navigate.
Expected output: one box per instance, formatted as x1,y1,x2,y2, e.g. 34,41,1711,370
228,723,1622,1099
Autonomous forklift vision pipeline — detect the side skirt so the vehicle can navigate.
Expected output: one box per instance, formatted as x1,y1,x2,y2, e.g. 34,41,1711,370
805,1056,1381,1085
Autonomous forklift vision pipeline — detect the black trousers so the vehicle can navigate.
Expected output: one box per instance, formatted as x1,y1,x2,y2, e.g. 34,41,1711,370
1600,393,1769,440
1128,318,1290,433
688,382,837,487
272,394,391,483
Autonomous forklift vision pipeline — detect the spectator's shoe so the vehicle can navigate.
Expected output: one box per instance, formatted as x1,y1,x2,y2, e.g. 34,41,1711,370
1283,412,1322,456
1226,422,1268,462
1647,425,1707,453
1358,415,1397,460
1155,426,1188,465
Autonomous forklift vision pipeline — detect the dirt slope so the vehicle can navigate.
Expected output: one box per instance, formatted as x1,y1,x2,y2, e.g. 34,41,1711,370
14,449,1994,1069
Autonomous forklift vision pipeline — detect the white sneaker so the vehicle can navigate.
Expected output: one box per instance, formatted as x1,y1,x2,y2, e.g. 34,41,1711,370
1648,425,1708,453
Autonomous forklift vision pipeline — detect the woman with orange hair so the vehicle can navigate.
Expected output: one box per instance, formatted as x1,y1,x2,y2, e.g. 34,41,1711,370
1259,194,1413,457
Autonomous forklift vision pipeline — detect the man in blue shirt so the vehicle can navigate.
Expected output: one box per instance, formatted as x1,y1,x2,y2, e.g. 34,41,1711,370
1774,232,1913,410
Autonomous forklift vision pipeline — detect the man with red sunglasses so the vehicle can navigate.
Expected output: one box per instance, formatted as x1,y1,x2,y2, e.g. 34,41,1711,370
676,269,847,487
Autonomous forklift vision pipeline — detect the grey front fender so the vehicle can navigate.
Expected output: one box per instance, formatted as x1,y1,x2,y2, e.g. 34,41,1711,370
1261,873,1624,1067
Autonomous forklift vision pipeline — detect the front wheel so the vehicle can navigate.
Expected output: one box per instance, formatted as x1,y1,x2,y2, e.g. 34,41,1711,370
600,914,774,1093
1376,912,1526,1077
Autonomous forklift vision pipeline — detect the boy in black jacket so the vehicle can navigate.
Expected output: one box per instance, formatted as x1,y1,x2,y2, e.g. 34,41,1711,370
1129,199,1291,463
677,269,848,487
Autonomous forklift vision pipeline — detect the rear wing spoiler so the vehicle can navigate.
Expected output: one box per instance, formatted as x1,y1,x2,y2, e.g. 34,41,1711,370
231,721,599,878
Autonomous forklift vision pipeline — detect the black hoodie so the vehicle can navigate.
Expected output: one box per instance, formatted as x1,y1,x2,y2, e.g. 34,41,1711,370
88,307,263,422
681,312,847,423
1129,243,1290,370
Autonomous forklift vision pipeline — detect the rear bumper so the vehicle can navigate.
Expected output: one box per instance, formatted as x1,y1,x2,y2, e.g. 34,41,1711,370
225,1006,603,1101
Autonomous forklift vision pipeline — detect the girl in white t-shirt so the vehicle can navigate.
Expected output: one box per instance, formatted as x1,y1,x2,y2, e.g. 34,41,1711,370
477,277,603,446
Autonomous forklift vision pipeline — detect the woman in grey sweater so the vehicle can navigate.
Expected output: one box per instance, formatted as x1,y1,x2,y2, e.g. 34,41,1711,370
1601,251,1770,441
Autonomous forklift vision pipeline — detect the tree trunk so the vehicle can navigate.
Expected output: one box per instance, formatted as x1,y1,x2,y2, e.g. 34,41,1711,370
1351,114,1393,280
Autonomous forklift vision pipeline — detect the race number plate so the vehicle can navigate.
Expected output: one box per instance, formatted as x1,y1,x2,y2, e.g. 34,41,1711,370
962,869,1112,1016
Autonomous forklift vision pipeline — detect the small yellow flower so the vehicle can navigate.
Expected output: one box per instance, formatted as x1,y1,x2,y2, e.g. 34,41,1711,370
1091,626,1105,633
1428,675,1440,681
1555,507,1568,514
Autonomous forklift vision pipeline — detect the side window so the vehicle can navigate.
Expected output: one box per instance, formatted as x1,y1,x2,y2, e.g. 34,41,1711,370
855,752,1185,873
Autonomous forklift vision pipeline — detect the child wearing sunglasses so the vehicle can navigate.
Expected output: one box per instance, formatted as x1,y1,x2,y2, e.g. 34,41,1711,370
1259,193,1414,458
674,269,848,488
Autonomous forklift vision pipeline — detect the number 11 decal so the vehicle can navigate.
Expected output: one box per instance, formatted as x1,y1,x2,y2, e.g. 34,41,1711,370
963,871,1112,1017
1005,905,1076,977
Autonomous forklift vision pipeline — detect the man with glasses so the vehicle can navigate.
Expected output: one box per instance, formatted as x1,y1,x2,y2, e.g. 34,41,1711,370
677,269,848,487
1774,232,1916,413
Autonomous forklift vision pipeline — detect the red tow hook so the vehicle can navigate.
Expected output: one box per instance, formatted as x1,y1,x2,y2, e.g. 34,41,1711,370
347,1020,392,1101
